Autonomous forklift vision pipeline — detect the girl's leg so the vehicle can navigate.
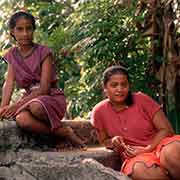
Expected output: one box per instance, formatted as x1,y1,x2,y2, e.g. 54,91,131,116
53,126,86,147
160,141,180,180
17,101,86,147
29,101,85,146
130,162,169,180
16,110,51,134
27,101,49,123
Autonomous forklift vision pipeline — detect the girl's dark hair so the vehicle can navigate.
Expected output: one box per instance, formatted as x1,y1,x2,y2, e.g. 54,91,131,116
102,65,133,106
8,11,36,40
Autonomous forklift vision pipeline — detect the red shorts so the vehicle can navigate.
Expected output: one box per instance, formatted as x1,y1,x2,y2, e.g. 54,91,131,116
121,135,180,175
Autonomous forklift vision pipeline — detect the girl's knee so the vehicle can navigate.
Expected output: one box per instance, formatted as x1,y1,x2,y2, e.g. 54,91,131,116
28,102,49,121
161,142,180,165
131,162,149,178
28,102,49,123
16,111,31,129
28,101,44,115
131,163,168,180
161,142,180,158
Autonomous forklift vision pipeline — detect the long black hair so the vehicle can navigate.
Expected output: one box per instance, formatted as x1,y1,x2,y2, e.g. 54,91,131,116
102,65,133,106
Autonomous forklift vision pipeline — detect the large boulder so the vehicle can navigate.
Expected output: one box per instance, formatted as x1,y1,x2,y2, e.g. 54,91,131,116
0,120,130,180
0,150,130,180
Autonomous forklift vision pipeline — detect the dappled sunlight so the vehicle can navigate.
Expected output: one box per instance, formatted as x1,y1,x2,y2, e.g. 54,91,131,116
0,0,179,131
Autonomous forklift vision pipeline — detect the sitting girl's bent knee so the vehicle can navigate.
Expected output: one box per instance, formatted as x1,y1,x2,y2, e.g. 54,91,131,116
16,111,31,128
131,163,169,180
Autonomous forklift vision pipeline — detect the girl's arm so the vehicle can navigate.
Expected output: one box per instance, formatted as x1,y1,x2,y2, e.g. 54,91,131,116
0,63,15,118
1,63,15,106
147,109,174,151
124,109,174,158
4,54,53,118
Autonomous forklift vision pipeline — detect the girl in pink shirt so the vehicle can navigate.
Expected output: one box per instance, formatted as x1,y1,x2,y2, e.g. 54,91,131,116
91,65,180,179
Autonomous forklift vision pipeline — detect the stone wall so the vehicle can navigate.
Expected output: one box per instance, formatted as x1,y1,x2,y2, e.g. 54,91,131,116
0,120,130,180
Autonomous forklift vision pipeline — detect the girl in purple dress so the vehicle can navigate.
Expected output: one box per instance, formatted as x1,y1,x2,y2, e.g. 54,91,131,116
0,11,85,149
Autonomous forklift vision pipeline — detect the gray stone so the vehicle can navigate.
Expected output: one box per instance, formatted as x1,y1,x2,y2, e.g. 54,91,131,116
0,156,130,180
0,120,98,151
0,120,130,180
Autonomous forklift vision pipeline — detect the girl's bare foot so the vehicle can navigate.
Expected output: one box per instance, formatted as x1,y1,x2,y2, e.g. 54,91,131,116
54,126,87,151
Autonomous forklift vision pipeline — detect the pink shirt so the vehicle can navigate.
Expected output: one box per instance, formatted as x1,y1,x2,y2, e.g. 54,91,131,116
91,92,161,146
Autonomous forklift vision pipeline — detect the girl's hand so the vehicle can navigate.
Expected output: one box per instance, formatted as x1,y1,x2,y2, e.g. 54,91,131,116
111,136,126,151
1,104,19,119
0,106,9,119
123,145,152,159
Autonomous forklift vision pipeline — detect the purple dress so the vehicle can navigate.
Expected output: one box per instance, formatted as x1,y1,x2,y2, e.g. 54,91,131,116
4,44,66,131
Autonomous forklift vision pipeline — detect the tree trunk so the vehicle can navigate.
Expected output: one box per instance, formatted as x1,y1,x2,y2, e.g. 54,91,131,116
136,0,180,132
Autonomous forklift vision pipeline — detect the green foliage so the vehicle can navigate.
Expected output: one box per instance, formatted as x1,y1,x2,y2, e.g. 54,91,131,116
0,0,158,119
63,0,155,118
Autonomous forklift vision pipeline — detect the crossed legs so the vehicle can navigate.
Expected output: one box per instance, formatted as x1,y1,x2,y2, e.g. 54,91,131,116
15,101,85,147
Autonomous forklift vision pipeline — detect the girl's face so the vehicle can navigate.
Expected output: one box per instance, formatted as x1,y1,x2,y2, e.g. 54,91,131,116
104,73,129,105
11,17,34,46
